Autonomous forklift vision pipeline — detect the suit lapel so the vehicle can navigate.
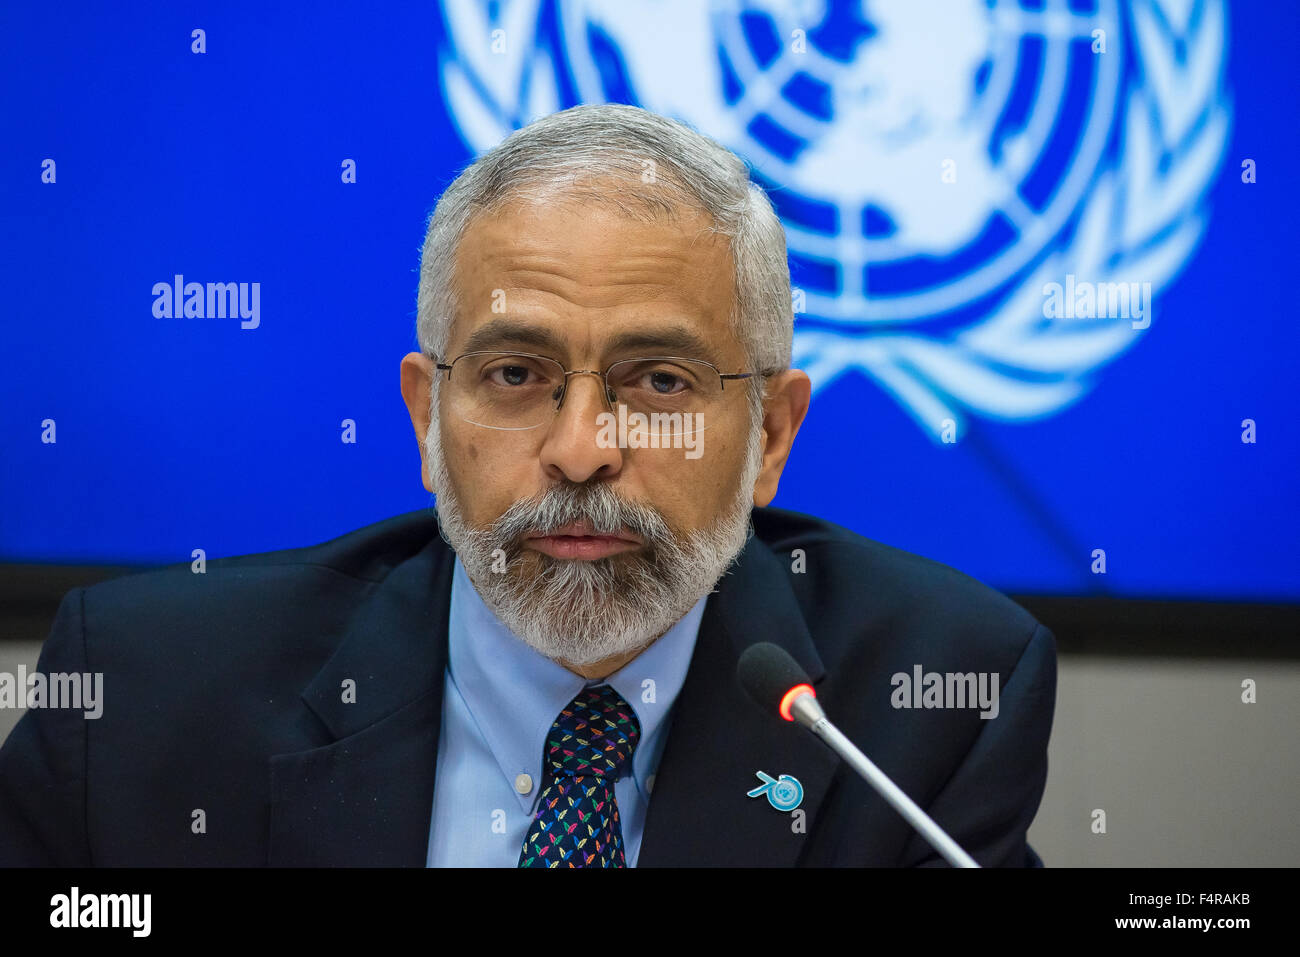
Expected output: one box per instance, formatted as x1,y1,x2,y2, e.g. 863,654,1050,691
638,531,841,866
268,527,454,866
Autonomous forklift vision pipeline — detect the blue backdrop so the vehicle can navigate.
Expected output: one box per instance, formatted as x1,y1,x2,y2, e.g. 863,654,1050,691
1,0,1295,601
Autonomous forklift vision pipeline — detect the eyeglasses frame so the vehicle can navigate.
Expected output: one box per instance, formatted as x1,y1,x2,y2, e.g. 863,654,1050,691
432,350,771,416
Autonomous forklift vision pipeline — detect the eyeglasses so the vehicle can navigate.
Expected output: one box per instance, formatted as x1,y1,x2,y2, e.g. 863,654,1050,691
433,351,767,432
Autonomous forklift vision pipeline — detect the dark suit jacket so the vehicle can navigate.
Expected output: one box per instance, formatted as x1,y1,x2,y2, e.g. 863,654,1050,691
0,506,1056,866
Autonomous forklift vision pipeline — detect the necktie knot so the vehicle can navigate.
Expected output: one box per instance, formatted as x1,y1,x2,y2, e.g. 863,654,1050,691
546,684,640,778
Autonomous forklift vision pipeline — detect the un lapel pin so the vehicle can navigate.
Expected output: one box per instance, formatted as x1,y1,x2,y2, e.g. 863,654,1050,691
747,771,804,812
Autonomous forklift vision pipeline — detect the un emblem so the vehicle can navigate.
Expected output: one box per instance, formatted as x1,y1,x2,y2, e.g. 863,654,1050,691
437,0,1230,439
747,770,805,811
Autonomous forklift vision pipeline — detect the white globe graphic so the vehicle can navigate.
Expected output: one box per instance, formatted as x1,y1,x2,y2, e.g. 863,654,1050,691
439,0,1229,435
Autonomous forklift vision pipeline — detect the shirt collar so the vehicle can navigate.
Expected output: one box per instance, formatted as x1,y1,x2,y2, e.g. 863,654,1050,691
447,556,707,810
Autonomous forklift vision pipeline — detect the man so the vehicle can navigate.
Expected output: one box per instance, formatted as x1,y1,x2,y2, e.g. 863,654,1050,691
0,103,1056,867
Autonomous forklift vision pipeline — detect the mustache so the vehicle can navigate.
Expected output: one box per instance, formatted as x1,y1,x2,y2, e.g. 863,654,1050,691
488,483,674,553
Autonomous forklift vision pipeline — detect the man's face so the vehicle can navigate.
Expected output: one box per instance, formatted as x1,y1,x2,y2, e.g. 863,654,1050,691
401,190,806,669
442,195,756,541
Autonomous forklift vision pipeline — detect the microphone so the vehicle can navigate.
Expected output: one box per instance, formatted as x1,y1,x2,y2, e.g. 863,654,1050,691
737,642,980,868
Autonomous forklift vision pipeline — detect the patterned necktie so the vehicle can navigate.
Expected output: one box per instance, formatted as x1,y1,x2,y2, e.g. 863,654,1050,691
518,684,641,868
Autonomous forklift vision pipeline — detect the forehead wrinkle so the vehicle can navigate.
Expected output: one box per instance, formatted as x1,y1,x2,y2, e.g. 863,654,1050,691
489,253,713,292
472,270,724,337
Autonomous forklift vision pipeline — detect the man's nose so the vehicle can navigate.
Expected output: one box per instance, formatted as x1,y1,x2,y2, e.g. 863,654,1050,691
538,372,623,484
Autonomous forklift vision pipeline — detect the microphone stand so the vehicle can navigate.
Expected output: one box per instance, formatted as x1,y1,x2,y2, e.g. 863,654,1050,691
789,694,981,869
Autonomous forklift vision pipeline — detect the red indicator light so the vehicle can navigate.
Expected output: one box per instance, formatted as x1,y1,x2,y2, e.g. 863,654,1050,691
778,683,815,721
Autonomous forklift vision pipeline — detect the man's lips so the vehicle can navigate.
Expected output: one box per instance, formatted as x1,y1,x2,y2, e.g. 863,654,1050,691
524,521,643,560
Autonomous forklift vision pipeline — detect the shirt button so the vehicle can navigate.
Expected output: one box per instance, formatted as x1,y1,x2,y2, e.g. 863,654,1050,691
514,773,533,795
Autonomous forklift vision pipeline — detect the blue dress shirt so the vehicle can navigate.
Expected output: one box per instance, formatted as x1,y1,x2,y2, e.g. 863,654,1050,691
426,557,708,866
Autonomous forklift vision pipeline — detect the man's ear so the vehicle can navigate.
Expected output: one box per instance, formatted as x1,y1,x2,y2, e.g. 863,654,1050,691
399,352,436,494
752,369,811,507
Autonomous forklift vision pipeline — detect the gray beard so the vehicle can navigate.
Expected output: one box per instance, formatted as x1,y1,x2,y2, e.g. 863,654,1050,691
425,400,763,668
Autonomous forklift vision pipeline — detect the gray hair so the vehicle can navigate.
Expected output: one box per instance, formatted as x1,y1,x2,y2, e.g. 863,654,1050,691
415,103,792,379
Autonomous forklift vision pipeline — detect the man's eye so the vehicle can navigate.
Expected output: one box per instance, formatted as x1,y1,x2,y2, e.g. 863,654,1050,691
490,365,533,386
643,370,688,394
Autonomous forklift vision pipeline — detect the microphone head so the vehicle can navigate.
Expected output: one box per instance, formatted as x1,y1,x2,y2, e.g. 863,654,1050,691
737,642,816,721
